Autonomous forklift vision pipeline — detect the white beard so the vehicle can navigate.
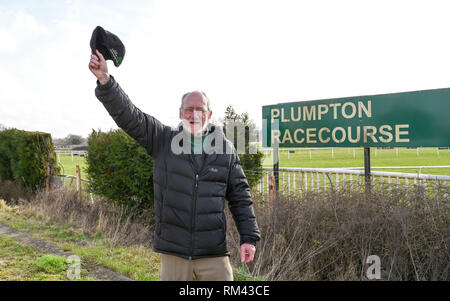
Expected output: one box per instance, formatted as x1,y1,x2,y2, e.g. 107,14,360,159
182,119,209,136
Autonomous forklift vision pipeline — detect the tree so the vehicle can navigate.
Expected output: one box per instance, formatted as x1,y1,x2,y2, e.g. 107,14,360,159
64,134,85,145
0,123,6,131
222,105,264,189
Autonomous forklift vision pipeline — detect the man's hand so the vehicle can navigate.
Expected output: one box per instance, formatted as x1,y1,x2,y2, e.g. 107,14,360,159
240,243,256,263
89,49,110,85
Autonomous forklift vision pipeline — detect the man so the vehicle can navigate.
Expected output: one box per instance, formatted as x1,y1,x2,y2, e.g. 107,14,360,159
89,50,260,281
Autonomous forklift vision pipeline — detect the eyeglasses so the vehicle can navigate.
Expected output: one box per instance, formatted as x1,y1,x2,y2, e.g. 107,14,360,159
181,107,209,115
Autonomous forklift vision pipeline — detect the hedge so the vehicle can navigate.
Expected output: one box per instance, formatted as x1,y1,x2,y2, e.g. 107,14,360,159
86,129,154,208
0,129,59,192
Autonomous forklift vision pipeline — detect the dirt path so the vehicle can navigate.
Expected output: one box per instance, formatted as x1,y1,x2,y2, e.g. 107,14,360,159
0,222,133,281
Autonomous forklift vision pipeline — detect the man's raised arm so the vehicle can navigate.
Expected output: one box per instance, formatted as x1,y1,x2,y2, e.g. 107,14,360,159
89,50,165,157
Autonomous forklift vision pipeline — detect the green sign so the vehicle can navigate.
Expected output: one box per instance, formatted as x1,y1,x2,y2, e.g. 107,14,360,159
262,88,450,148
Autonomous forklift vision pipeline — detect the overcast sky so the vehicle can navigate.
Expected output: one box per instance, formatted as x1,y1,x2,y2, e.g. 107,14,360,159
1,0,450,139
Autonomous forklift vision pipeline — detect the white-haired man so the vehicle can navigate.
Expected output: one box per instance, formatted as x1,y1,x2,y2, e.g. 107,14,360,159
89,50,260,281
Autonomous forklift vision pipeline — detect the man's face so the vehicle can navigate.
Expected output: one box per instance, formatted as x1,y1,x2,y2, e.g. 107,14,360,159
179,92,212,136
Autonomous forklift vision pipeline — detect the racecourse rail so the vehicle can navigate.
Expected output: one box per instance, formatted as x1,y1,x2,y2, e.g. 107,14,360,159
53,149,449,200
256,167,450,199
51,167,449,203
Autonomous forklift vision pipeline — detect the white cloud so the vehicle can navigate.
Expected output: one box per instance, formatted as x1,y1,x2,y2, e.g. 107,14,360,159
1,0,450,139
0,11,49,54
121,0,450,129
0,11,115,138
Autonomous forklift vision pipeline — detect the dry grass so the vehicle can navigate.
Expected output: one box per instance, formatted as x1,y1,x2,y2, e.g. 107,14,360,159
0,199,7,210
226,185,449,281
0,179,33,204
17,187,155,248
5,179,448,281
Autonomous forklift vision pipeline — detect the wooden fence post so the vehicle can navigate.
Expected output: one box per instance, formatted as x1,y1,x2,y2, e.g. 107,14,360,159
46,162,50,192
76,164,81,200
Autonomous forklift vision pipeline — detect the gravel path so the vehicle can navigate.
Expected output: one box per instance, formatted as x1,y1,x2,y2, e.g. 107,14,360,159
0,221,133,281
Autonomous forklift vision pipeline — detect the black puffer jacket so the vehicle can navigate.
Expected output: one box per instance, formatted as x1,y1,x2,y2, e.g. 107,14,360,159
95,76,260,259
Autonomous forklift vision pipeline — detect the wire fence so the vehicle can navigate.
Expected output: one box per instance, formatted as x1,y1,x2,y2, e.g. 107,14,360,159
48,160,94,202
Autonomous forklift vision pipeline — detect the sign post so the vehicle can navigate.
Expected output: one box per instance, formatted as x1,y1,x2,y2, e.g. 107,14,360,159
364,147,371,190
273,143,279,193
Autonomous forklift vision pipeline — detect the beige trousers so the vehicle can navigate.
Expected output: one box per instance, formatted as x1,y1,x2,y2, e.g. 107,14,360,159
160,254,234,281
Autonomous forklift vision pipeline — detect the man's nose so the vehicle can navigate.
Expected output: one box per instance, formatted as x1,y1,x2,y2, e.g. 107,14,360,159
193,111,203,120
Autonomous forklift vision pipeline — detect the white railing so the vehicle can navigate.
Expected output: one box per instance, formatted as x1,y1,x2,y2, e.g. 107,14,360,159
51,167,449,202
55,151,87,163
55,150,87,156
256,167,450,199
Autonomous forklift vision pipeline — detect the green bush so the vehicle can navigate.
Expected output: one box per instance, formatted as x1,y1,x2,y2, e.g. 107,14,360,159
0,129,59,192
86,129,154,208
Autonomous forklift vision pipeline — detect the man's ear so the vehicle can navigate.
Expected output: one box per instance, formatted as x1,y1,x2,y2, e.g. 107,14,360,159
208,111,213,120
179,109,183,119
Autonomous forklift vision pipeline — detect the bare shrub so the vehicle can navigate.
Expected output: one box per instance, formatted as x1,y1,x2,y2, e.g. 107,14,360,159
18,187,154,248
0,179,33,204
226,185,449,281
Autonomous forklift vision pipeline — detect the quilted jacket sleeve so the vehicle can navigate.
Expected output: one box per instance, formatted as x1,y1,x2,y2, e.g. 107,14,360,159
95,75,166,158
226,153,261,246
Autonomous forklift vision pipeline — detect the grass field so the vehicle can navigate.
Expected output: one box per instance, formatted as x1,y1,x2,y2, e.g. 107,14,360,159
57,148,450,177
0,202,261,281
0,235,94,281
0,205,160,280
56,153,88,178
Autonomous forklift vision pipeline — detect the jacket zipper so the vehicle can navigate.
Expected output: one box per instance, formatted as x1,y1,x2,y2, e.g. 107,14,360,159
189,173,199,260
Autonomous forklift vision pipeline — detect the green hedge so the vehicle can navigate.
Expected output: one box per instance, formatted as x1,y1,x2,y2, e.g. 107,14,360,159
86,129,154,208
0,129,59,192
